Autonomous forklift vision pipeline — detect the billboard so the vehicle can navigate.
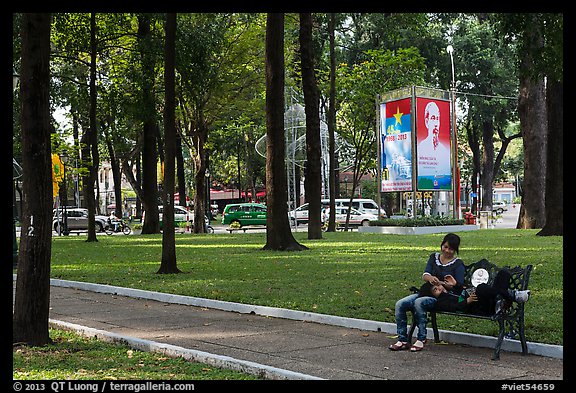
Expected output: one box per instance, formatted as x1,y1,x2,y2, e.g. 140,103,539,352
380,98,412,192
415,97,452,190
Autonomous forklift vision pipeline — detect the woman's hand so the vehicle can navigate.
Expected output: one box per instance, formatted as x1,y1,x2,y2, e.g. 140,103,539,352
443,274,457,288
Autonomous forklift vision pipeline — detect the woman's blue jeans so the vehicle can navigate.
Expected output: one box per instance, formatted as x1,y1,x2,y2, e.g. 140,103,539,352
394,293,437,342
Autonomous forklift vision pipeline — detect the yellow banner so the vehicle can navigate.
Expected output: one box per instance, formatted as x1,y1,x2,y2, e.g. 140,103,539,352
52,154,65,198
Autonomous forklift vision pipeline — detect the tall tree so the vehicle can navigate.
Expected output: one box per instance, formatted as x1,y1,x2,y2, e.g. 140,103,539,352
158,13,180,273
326,13,337,232
263,13,307,251
13,13,53,346
84,12,100,242
451,15,520,214
537,78,562,235
176,135,187,208
515,14,547,229
175,14,264,233
102,122,123,219
138,14,161,234
537,13,563,236
299,13,322,239
337,48,425,228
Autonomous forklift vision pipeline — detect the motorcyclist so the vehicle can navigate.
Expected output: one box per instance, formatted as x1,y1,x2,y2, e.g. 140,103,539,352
109,212,120,232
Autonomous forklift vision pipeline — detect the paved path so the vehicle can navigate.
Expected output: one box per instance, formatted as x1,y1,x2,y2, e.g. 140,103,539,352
43,282,562,381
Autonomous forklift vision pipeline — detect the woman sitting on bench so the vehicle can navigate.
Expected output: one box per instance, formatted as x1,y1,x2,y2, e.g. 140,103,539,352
389,233,465,352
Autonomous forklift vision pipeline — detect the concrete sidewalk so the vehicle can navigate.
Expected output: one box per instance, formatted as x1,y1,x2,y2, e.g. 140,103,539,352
42,280,562,381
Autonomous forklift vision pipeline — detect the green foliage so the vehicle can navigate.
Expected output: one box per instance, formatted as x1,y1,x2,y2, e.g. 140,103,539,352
337,48,426,126
335,47,426,180
371,217,465,227
16,13,551,201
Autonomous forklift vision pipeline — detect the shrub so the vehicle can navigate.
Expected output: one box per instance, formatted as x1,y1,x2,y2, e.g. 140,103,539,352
370,217,465,227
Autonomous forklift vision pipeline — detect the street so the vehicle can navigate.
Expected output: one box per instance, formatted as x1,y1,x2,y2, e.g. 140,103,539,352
16,205,521,238
491,203,520,229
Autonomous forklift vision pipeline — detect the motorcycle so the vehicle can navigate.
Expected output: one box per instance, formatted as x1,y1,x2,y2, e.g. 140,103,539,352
105,219,132,235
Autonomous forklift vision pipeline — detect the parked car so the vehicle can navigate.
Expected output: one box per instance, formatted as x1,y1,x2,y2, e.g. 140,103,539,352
52,208,108,233
322,207,378,228
221,202,267,227
492,201,508,214
289,203,310,225
161,205,190,225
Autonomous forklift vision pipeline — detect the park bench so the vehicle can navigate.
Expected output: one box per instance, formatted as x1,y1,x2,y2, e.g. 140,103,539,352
408,259,533,360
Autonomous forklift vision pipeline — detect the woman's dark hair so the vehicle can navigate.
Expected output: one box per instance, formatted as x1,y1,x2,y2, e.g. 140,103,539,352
441,233,460,254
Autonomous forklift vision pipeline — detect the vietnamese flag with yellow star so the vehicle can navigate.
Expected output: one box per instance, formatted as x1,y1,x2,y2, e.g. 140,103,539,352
52,153,65,198
380,98,413,192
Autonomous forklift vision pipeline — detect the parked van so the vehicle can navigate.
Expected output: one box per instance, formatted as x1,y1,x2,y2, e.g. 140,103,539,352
335,198,384,218
289,198,384,225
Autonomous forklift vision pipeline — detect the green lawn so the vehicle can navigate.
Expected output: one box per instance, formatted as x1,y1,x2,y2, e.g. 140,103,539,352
41,229,562,346
13,328,260,380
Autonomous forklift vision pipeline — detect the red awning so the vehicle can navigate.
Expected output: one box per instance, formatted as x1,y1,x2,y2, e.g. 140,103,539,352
241,191,266,198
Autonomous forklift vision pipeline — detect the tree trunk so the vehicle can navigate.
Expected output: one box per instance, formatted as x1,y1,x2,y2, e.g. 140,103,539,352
326,13,337,232
85,12,99,242
136,155,143,219
480,120,495,210
464,117,481,214
516,14,547,229
138,14,161,234
71,113,80,208
176,135,187,208
537,78,563,236
192,120,208,233
263,13,307,251
299,13,322,240
516,19,547,229
158,13,180,273
13,13,53,346
517,75,547,229
104,128,123,218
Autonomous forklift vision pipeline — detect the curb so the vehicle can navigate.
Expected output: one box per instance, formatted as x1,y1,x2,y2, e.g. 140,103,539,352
46,277,563,360
50,319,323,380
